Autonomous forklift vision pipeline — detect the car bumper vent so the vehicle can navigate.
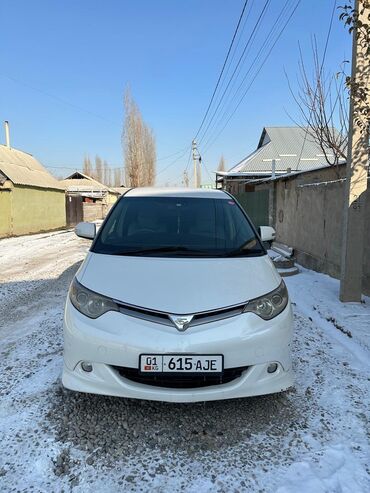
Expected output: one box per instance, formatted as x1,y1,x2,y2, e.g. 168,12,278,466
112,366,248,389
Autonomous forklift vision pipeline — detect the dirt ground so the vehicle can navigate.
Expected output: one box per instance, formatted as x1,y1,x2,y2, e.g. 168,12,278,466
0,230,369,492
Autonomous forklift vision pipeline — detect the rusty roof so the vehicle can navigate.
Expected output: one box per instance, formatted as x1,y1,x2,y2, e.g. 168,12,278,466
0,145,64,190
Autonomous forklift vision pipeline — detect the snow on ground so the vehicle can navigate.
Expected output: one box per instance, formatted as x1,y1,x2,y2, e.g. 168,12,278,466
0,230,369,492
287,266,370,353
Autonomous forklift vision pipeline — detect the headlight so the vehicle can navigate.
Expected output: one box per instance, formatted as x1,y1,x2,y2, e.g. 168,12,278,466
243,281,288,320
69,277,119,319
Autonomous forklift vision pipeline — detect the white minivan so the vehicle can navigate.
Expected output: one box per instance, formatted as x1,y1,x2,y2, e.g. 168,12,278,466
62,188,293,402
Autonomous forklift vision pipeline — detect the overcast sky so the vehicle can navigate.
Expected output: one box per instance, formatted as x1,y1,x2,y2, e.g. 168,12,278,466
0,0,351,185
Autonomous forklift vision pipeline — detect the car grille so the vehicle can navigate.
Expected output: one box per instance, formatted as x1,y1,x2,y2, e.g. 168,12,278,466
115,300,245,329
112,366,248,389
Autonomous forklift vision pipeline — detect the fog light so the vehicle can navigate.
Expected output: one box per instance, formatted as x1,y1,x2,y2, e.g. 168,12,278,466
267,363,278,374
81,361,93,372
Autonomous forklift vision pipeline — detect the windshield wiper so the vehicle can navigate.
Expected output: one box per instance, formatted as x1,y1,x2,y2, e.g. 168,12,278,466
222,237,264,258
223,240,264,258
112,246,208,256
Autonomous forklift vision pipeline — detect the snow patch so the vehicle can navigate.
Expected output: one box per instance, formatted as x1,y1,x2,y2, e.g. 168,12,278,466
277,444,366,493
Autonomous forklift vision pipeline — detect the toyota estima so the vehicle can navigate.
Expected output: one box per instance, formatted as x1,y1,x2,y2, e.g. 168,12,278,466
63,188,293,402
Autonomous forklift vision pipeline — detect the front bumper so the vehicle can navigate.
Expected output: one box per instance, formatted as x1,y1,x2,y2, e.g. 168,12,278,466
62,299,294,402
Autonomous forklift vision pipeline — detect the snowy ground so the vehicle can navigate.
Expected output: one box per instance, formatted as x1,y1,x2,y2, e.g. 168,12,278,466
0,230,369,492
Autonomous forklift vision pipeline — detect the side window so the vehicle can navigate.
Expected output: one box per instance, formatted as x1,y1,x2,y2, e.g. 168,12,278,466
216,200,233,249
221,199,256,246
100,199,127,243
221,201,238,246
233,205,256,244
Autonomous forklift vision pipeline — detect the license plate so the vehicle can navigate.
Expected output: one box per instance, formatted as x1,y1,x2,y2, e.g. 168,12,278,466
139,354,223,373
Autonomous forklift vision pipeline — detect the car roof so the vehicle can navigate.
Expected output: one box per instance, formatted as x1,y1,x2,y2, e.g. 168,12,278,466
124,187,229,199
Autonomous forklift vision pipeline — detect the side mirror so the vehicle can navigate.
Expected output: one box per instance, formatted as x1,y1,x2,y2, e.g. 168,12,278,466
258,226,276,243
75,222,96,240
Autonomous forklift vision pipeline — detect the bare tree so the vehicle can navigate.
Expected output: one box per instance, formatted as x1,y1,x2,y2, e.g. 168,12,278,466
102,160,111,186
94,155,103,183
142,125,156,186
182,170,190,187
83,155,92,176
83,154,115,185
102,160,107,185
217,155,226,172
113,168,124,187
340,0,370,135
122,88,156,187
288,45,349,166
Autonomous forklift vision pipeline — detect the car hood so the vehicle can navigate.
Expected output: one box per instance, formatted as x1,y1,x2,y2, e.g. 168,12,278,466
77,252,281,314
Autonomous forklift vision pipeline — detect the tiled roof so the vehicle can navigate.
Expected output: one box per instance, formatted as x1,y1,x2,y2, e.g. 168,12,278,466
0,145,64,190
228,127,345,174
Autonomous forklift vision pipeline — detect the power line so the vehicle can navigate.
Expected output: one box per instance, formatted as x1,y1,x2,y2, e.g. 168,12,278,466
184,146,193,173
172,147,193,187
198,0,271,144
46,156,184,170
203,0,333,155
202,159,214,183
2,73,190,166
202,0,297,150
193,0,250,140
217,0,255,94
296,0,337,169
39,142,190,171
156,147,189,161
0,73,120,127
46,165,87,170
202,0,301,153
156,146,191,177
2,72,188,167
201,0,293,147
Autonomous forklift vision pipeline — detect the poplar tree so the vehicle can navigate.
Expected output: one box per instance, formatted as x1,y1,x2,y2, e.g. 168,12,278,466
122,89,156,187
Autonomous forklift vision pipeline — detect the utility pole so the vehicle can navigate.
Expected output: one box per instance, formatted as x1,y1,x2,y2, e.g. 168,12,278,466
340,0,370,302
192,140,201,188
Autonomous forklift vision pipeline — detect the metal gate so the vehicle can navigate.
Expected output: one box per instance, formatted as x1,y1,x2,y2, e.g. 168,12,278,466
65,195,83,227
233,190,269,227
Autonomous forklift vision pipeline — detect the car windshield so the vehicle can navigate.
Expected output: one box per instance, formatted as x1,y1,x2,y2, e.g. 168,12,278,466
92,196,265,257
